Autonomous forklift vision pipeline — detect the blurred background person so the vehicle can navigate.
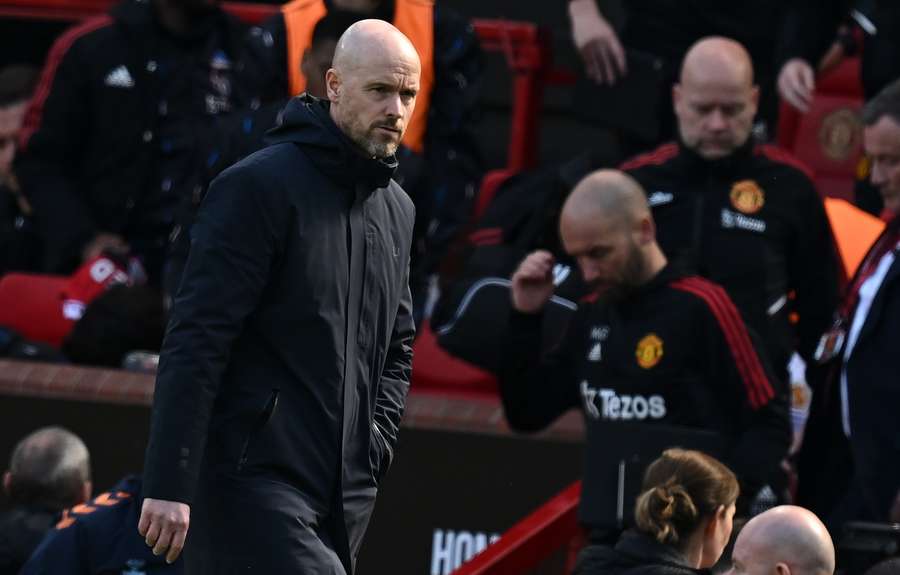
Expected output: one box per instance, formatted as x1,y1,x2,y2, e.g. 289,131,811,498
502,170,790,510
567,0,787,153
796,78,900,532
622,38,840,391
574,448,739,575
0,64,40,275
21,475,183,575
0,427,91,575
15,0,248,293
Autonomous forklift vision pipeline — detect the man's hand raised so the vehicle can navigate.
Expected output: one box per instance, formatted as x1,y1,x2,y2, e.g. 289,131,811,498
138,498,190,564
511,250,556,314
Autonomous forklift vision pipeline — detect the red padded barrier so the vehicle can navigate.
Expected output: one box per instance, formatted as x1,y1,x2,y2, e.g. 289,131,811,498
452,480,583,575
0,273,73,346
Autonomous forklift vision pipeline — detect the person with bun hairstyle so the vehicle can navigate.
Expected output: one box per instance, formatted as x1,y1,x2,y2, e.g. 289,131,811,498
575,448,739,575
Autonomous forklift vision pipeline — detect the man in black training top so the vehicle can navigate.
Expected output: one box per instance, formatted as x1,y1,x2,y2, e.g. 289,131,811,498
502,170,790,506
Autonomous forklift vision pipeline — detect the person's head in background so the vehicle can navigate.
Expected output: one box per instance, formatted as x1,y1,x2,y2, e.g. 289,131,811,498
560,169,667,301
864,557,900,575
0,65,38,184
3,426,91,511
301,11,364,99
674,37,759,161
727,505,834,575
861,77,900,217
634,448,739,570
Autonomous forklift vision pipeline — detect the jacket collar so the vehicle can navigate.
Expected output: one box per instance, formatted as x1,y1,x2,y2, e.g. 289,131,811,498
266,95,398,191
672,137,756,180
615,530,707,572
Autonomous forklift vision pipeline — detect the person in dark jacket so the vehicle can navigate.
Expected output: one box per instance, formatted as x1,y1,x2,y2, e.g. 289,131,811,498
796,79,900,530
575,448,739,575
620,38,841,382
241,0,482,322
138,20,417,575
21,476,183,575
15,0,247,286
0,427,92,575
503,169,790,507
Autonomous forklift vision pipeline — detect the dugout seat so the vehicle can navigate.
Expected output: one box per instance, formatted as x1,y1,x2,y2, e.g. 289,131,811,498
777,58,865,201
0,273,74,347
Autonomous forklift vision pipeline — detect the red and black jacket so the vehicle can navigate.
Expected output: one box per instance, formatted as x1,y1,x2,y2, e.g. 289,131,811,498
500,265,791,495
622,141,841,374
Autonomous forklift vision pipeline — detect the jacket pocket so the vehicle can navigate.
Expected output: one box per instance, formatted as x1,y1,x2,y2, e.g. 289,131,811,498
236,388,280,472
369,421,392,482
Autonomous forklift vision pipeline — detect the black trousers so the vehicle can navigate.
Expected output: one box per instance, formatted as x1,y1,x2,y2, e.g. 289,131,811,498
184,473,362,574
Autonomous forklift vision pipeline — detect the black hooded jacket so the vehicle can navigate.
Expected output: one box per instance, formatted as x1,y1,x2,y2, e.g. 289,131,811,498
142,95,415,543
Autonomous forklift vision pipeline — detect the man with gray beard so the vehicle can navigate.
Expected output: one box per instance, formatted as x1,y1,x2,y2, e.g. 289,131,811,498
139,20,418,574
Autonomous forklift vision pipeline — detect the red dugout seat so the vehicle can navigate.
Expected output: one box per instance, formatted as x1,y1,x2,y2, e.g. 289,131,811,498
0,273,73,347
777,58,865,201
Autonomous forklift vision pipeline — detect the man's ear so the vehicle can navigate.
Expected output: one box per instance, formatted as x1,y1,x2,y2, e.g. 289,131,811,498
325,68,340,102
638,214,656,245
79,480,92,505
2,471,11,496
705,504,725,537
774,563,791,575
672,83,683,114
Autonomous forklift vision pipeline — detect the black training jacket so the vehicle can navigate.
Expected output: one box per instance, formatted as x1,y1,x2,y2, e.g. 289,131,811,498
15,0,247,275
142,95,415,539
622,142,841,373
500,266,791,495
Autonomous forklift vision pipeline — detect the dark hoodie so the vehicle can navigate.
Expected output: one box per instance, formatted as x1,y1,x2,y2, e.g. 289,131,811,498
142,95,415,572
574,530,709,575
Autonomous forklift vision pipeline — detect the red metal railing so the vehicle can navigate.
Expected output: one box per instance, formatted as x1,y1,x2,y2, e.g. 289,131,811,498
452,480,584,575
0,0,551,172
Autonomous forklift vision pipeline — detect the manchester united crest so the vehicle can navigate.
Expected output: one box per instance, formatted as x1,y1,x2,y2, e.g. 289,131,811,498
636,333,664,369
729,180,765,214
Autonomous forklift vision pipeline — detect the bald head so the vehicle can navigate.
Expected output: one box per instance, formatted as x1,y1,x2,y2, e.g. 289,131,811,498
333,19,420,76
680,37,754,89
674,37,759,160
559,170,666,298
3,426,91,510
561,170,649,231
730,506,835,575
327,19,421,158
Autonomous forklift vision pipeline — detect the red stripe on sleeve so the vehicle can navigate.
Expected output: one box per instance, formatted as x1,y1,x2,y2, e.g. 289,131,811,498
18,15,112,150
468,227,503,246
619,142,679,171
672,277,775,409
754,144,816,181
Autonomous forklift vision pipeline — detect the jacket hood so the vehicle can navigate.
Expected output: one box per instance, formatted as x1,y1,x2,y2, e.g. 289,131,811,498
266,94,398,189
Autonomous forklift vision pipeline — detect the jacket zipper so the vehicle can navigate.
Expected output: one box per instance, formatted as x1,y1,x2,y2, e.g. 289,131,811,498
237,388,280,471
